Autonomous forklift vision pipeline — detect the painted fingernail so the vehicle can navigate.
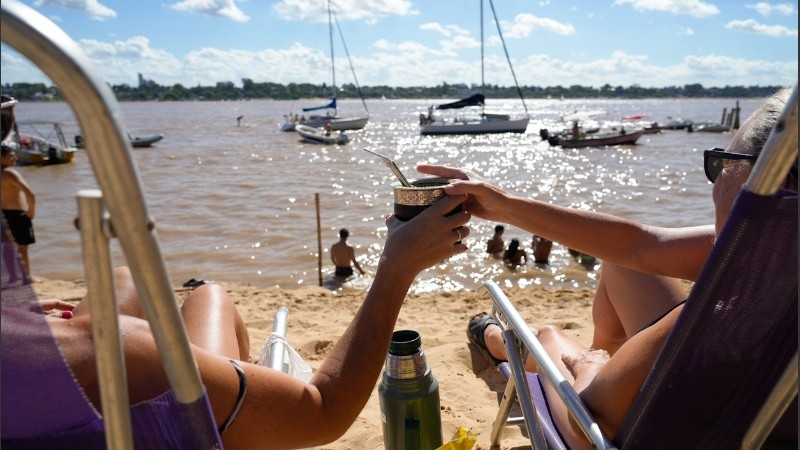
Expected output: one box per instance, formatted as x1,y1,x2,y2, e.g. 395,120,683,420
61,311,74,319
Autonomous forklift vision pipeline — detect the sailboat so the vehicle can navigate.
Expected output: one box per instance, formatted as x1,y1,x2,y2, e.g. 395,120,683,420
281,0,369,132
420,0,529,136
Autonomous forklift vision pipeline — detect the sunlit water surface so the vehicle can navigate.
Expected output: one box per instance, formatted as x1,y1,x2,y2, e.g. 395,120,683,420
13,98,755,293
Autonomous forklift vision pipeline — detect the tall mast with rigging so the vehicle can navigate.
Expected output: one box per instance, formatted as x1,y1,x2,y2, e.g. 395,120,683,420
480,0,485,114
328,0,337,116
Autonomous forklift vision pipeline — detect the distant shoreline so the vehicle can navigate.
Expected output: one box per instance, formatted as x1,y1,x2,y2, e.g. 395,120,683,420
4,81,783,103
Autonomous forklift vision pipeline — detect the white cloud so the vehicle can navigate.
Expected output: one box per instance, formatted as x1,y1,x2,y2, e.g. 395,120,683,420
441,35,481,54
726,19,798,37
32,0,116,20
76,36,184,85
746,2,796,17
509,50,797,88
170,0,249,23
499,13,575,38
679,27,695,35
420,23,471,38
273,0,418,23
613,0,719,18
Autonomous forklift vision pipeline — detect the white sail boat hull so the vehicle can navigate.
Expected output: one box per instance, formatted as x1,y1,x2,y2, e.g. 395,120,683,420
421,116,529,135
300,115,369,131
419,0,528,136
283,0,369,132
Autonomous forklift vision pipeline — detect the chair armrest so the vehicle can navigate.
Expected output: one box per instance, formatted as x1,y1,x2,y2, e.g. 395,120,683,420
484,280,615,450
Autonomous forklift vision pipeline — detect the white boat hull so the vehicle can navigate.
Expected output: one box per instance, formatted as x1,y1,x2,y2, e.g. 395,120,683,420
300,115,369,131
421,117,529,135
554,130,644,148
295,124,350,145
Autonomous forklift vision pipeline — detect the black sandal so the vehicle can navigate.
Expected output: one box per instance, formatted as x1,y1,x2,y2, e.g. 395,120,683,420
182,278,214,289
466,312,504,366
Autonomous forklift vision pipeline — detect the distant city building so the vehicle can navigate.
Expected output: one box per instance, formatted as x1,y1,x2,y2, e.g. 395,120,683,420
138,73,156,89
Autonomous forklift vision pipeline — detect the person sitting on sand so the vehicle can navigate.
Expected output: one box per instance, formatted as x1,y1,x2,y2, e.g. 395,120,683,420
502,238,527,269
418,86,796,449
330,228,364,278
486,224,505,258
3,194,472,449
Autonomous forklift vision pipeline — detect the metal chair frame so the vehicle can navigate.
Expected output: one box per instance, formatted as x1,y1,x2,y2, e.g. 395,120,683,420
2,1,286,447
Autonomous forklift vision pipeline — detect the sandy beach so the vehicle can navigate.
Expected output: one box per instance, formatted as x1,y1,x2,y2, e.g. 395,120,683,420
33,274,597,449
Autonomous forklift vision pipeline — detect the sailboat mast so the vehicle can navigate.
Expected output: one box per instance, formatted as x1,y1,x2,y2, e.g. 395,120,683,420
328,0,337,115
488,0,529,116
480,0,485,100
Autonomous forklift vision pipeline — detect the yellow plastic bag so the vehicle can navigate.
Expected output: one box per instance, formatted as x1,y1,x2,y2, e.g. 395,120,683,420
435,427,477,450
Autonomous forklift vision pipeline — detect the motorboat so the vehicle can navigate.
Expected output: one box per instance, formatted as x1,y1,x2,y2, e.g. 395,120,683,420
621,115,663,134
689,122,731,133
6,120,76,165
543,128,644,148
295,123,350,145
130,133,164,147
74,131,164,148
419,0,529,136
663,117,694,130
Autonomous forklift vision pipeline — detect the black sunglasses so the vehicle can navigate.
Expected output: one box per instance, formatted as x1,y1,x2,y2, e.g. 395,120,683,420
703,148,758,183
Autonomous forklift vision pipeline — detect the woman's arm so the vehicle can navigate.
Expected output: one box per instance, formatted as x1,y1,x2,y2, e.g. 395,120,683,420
215,194,471,449
418,164,714,281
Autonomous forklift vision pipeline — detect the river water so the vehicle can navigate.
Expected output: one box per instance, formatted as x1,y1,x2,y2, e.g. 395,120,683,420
11,97,755,293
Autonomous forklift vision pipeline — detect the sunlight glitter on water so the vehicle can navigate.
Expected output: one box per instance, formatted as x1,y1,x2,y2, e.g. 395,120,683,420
14,98,752,293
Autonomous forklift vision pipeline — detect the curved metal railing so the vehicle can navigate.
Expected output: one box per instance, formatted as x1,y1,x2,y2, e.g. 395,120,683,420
2,1,210,446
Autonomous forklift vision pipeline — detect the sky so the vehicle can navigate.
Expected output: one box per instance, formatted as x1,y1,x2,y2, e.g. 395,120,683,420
1,0,797,89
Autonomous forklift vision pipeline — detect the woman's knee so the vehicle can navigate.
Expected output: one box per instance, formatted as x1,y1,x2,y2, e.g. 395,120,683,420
537,324,562,342
184,283,233,311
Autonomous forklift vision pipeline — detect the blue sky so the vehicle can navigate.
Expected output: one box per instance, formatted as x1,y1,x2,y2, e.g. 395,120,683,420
1,0,797,88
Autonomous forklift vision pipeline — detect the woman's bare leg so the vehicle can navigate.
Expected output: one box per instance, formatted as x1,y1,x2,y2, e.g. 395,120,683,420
71,266,145,319
481,263,686,364
591,263,686,354
537,324,594,450
181,284,250,361
72,266,249,361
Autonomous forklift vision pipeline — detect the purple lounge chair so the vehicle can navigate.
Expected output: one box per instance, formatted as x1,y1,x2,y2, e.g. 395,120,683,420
485,90,798,449
0,219,224,449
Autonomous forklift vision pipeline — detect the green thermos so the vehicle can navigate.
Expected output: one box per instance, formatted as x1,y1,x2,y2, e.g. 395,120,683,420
379,330,443,450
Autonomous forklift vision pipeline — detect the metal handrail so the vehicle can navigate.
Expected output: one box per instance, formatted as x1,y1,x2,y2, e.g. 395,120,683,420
1,0,207,411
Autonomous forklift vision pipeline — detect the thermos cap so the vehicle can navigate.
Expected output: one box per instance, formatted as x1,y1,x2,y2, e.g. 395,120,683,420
389,330,421,356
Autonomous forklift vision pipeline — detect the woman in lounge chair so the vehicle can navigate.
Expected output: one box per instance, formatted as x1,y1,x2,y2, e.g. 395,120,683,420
418,86,796,449
9,194,471,449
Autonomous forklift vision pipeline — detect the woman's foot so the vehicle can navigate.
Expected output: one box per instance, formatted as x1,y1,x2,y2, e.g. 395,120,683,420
466,312,505,366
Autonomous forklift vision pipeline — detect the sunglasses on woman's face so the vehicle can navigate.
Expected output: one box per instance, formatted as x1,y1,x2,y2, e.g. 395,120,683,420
703,148,758,183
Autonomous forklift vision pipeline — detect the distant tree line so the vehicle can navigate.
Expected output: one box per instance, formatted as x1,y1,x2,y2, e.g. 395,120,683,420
2,80,783,103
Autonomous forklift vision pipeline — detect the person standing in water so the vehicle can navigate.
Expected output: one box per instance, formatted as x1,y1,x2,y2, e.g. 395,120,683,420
330,228,364,278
